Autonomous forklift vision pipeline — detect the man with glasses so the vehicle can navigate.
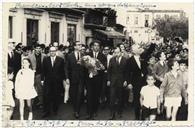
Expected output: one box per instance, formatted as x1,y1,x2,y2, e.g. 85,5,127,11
101,46,113,107
41,46,67,118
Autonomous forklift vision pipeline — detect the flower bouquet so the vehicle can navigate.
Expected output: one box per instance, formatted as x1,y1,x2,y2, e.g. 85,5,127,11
79,55,105,78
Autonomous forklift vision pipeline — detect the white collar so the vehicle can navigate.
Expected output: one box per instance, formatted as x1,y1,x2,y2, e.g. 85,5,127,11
51,56,56,60
134,55,140,60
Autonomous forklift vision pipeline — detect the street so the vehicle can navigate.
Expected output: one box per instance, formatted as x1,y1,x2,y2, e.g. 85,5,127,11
12,100,136,120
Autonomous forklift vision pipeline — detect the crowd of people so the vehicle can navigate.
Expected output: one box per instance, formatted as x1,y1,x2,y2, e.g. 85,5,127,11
4,37,188,121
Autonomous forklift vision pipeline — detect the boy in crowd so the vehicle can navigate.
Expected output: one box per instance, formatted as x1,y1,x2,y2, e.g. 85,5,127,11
153,52,168,88
140,75,160,120
160,59,188,121
177,59,188,120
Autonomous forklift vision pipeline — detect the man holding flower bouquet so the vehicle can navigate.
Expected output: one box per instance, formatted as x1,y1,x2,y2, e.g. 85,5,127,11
85,41,107,119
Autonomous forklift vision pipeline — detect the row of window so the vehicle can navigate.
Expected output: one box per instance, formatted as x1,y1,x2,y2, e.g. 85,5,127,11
126,14,179,26
126,14,149,27
8,16,77,46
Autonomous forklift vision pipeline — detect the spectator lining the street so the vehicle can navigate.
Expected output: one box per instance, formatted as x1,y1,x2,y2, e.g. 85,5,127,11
160,59,188,121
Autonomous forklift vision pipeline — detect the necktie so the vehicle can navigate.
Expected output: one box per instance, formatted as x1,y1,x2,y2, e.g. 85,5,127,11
51,57,54,67
117,57,119,64
94,52,96,59
11,51,14,58
77,52,80,60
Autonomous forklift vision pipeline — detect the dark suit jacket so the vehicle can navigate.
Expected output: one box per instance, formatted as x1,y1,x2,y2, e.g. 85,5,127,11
42,56,66,94
8,53,14,68
28,52,46,71
66,52,86,85
125,56,147,90
107,56,127,87
13,51,22,76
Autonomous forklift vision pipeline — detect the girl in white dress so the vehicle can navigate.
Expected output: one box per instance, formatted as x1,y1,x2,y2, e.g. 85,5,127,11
15,58,37,120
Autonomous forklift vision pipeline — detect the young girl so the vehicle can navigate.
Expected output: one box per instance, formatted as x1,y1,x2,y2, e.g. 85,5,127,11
2,67,15,121
160,59,187,121
15,58,37,120
140,75,161,120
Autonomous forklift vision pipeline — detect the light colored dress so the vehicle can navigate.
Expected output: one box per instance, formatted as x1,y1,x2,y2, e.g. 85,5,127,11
15,68,37,100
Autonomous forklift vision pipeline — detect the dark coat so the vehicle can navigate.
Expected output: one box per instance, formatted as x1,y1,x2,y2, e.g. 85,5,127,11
41,56,66,94
125,56,147,91
107,56,127,87
66,52,86,85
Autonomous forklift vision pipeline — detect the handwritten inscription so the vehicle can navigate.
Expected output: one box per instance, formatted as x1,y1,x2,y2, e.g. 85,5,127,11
5,120,157,127
13,2,157,9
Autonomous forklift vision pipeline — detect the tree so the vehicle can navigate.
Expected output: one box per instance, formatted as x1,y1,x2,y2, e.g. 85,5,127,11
154,16,188,41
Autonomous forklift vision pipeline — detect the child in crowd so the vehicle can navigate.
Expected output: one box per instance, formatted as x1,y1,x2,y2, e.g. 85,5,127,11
2,67,15,121
178,59,188,120
15,58,37,120
160,59,188,121
140,75,161,120
147,56,157,75
153,52,168,88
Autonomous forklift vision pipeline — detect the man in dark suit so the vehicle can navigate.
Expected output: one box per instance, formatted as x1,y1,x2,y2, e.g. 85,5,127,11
107,47,127,120
125,44,148,120
29,44,46,108
65,41,86,119
41,46,66,117
8,40,15,69
86,41,107,119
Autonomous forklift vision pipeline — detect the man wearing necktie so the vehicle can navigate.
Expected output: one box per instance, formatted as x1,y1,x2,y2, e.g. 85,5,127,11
41,46,67,118
65,41,86,119
86,41,107,119
8,40,15,68
107,47,127,120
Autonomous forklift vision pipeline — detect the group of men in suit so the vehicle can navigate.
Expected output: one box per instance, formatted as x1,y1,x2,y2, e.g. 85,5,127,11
8,39,153,120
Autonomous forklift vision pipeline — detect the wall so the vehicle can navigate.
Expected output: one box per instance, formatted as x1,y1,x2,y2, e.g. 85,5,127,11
8,8,84,46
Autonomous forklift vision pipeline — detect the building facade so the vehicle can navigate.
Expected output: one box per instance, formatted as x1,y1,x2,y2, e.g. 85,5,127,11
117,8,185,44
82,8,125,47
8,8,85,46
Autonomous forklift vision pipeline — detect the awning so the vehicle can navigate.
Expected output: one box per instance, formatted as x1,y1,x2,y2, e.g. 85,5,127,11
94,29,125,39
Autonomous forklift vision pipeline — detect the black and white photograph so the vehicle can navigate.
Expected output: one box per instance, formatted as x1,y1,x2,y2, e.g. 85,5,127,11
1,1,194,127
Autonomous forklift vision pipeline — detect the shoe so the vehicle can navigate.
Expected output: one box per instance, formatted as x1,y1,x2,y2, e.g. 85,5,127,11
42,112,50,118
85,115,94,120
118,113,123,118
117,112,123,118
94,112,98,117
39,105,43,109
109,114,116,120
74,112,80,119
53,111,58,116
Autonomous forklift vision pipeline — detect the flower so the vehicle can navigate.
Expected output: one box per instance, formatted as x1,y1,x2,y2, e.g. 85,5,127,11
79,55,105,78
